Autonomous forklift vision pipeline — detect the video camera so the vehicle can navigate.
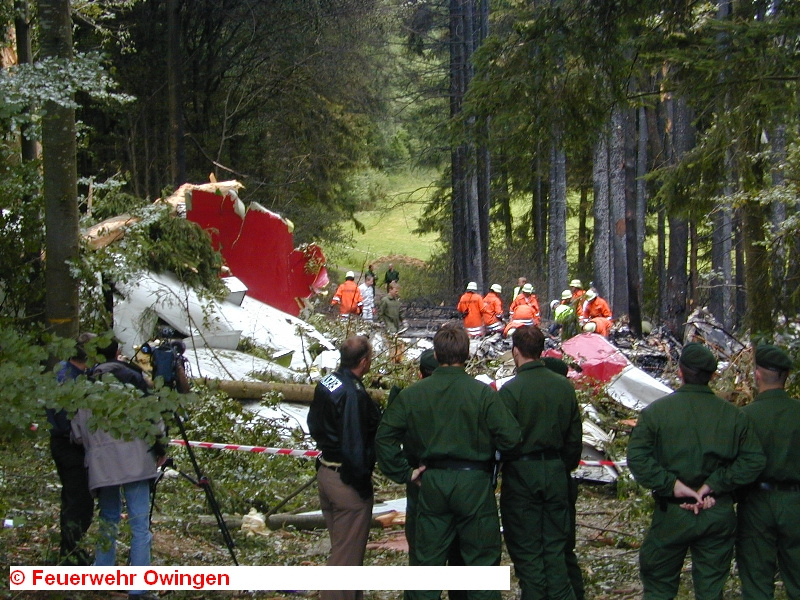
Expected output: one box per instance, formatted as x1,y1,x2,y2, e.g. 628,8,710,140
140,326,188,390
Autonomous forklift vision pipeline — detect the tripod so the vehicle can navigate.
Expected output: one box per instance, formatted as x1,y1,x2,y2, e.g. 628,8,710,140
152,412,239,565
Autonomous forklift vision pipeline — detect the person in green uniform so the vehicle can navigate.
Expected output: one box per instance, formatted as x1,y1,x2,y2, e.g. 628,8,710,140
499,326,582,600
627,343,766,600
542,356,585,600
387,349,467,600
378,282,403,333
736,344,800,599
376,324,521,600
384,263,400,292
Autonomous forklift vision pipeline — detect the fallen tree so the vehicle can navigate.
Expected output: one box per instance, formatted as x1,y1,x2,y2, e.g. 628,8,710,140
195,377,388,404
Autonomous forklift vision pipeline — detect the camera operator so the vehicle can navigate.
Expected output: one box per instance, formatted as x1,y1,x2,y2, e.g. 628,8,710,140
71,337,165,600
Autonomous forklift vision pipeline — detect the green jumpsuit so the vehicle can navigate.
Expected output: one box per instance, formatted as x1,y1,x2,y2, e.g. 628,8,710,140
378,295,403,333
737,388,800,599
376,366,521,600
498,361,583,600
627,384,766,600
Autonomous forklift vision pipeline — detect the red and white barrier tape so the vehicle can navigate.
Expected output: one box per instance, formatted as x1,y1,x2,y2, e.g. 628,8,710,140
578,459,627,469
169,439,627,469
169,439,320,459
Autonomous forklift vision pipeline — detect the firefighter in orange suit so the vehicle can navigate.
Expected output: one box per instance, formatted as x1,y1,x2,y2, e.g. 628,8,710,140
510,283,541,325
457,281,485,338
569,279,585,304
331,271,364,320
504,304,536,338
580,289,612,337
483,284,505,335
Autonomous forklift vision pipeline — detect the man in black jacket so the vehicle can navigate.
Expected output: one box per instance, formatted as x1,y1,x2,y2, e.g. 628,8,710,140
47,333,96,565
308,335,382,600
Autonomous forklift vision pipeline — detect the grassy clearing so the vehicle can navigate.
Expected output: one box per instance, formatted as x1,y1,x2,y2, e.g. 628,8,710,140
336,168,441,272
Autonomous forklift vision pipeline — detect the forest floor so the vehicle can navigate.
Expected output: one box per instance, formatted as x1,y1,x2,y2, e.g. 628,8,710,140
2,438,780,600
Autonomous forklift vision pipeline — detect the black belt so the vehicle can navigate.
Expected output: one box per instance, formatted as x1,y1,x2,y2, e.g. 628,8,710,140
423,459,492,472
509,450,561,462
758,481,800,492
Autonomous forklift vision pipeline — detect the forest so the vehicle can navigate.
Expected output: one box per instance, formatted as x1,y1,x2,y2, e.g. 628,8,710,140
1,0,799,344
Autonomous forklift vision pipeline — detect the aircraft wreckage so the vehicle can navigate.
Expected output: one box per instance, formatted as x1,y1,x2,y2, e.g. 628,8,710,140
85,179,746,490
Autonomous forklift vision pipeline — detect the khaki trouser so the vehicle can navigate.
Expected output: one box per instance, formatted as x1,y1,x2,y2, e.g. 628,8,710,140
317,465,374,600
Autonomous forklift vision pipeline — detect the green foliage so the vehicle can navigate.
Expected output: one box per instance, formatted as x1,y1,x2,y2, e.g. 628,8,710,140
0,164,46,320
79,174,149,220
126,207,226,295
75,203,227,327
168,390,317,515
0,51,132,123
0,325,181,446
76,0,397,243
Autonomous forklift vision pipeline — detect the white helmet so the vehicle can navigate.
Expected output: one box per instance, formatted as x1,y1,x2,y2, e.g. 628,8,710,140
584,289,597,302
490,284,502,294
583,321,597,333
561,289,572,300
345,271,355,279
466,281,478,291
522,283,533,294
570,279,583,289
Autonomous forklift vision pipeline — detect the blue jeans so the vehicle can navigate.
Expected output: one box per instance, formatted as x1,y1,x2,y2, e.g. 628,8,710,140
95,479,153,595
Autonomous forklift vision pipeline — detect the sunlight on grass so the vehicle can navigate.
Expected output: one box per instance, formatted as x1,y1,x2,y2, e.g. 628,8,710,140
340,168,440,270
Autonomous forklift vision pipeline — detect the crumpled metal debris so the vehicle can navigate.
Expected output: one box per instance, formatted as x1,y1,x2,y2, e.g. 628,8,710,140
684,307,745,358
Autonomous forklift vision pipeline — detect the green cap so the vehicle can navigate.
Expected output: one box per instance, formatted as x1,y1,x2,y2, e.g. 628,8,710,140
542,356,569,377
755,344,792,372
419,349,439,376
680,343,717,373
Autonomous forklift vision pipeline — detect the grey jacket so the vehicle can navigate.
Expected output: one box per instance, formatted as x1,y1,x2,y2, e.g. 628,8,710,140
71,409,163,493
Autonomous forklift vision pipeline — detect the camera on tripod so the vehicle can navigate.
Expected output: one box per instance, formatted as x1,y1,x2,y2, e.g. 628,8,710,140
140,326,189,390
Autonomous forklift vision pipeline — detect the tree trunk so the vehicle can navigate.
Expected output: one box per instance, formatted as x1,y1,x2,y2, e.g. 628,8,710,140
708,0,735,328
578,185,589,268
710,143,734,329
451,146,466,292
664,218,689,338
646,104,667,318
39,0,80,345
657,208,666,320
548,141,567,304
167,0,186,186
609,108,628,312
689,222,698,311
14,0,38,162
734,210,746,328
710,203,734,329
475,0,490,288
465,164,485,291
742,201,772,332
497,159,513,246
662,99,693,337
532,148,547,280
592,135,612,299
449,0,485,293
450,0,466,293
625,105,641,337
636,105,647,296
769,124,787,313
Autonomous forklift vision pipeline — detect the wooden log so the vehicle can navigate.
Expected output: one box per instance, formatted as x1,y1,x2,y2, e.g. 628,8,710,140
195,378,387,404
267,511,394,531
182,511,397,531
